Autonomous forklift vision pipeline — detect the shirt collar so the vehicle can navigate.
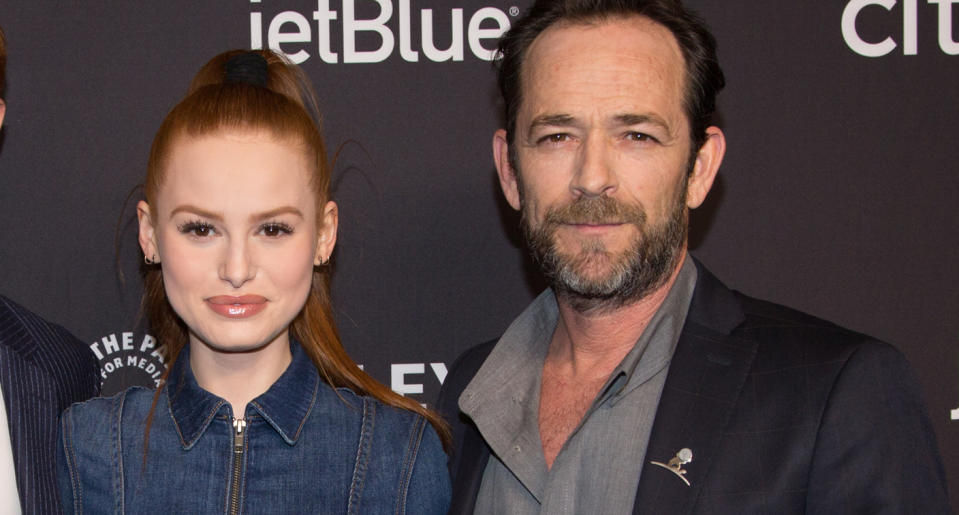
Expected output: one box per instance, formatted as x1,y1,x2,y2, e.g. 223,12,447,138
166,338,319,449
460,254,699,449
598,255,697,405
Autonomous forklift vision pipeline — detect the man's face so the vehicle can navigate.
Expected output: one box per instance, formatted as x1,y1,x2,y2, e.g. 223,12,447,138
494,16,722,312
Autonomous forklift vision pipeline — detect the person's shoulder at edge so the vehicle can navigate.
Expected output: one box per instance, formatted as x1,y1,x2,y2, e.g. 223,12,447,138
722,287,950,510
730,287,913,366
0,293,100,398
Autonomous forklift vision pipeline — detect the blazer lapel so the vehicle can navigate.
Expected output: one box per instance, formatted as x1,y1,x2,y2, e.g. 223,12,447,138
632,262,758,515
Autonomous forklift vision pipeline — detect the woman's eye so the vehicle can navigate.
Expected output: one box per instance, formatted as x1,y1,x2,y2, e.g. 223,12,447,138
178,221,216,238
261,222,293,238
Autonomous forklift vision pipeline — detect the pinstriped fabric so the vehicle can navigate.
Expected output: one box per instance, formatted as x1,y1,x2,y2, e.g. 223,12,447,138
0,295,100,514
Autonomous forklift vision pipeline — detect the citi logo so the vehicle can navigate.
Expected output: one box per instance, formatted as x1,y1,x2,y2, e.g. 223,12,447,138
249,0,516,64
842,0,959,56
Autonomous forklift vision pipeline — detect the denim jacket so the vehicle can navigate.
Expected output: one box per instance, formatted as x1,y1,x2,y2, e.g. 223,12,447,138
58,342,450,514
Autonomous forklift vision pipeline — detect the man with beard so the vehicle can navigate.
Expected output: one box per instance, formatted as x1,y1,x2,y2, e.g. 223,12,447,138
436,0,949,513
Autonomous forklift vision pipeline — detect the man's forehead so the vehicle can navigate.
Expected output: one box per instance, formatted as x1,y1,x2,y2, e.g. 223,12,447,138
517,14,687,125
523,14,684,75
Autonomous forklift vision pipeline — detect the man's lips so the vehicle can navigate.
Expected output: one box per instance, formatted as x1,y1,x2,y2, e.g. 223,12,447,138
205,295,267,318
562,222,627,233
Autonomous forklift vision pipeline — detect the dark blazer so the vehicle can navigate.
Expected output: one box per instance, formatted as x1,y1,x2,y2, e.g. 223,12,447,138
437,261,951,514
0,295,99,514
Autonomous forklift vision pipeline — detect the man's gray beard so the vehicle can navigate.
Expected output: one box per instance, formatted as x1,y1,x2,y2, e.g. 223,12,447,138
522,191,688,314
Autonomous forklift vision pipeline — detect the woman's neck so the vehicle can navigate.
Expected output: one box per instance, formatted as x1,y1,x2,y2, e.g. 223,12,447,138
188,334,293,417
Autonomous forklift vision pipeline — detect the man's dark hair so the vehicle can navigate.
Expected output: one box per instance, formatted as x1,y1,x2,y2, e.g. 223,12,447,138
497,0,724,154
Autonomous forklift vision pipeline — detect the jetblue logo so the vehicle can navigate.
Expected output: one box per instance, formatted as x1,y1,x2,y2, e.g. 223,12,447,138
250,0,516,64
842,0,959,56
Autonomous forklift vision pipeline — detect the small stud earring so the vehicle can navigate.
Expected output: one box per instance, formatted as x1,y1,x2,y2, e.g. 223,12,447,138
144,254,158,265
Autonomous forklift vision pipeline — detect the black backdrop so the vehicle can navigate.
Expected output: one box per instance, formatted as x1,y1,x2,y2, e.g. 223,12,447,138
1,1,956,508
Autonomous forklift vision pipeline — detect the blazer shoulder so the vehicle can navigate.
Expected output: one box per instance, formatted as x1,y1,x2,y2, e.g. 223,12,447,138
730,290,911,372
2,294,76,346
734,292,843,330
0,294,100,398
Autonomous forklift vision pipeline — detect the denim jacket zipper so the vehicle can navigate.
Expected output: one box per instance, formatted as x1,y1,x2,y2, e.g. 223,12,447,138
230,417,247,515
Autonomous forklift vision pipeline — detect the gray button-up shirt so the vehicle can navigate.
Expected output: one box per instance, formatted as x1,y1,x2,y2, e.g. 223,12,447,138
460,257,697,515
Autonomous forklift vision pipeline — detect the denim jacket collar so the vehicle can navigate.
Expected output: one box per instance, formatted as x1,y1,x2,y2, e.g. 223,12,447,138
165,338,320,450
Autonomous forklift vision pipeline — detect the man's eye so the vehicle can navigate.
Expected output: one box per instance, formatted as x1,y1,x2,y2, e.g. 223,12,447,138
626,132,656,142
539,133,570,144
178,221,216,237
261,222,293,238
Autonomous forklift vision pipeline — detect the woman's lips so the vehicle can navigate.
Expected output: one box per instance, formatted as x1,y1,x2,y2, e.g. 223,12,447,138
206,295,267,318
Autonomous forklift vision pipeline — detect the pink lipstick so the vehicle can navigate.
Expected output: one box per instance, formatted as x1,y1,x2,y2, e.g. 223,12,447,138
206,295,267,318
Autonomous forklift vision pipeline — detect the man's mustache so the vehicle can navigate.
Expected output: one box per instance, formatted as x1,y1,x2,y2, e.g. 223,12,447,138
542,196,647,227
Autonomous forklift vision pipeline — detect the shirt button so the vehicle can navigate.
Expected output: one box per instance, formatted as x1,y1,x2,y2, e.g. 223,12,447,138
513,445,522,453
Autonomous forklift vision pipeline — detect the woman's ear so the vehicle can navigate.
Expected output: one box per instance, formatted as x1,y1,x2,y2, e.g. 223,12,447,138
137,200,160,263
314,201,338,266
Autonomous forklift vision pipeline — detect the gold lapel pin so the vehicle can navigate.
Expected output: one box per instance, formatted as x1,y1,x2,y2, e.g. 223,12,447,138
650,448,693,486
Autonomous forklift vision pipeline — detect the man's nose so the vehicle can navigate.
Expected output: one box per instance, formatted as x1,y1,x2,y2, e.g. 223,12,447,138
571,135,617,197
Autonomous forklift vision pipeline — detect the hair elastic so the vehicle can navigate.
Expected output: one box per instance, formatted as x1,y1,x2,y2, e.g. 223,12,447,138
224,52,269,88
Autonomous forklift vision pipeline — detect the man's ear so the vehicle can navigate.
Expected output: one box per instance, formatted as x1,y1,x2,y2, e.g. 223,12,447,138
686,126,725,209
493,129,521,211
314,201,338,266
0,99,6,129
136,200,160,263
